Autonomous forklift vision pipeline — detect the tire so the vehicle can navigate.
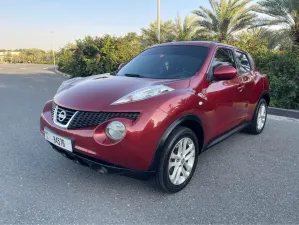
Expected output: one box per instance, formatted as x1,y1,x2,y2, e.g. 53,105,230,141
245,98,268,135
154,126,200,193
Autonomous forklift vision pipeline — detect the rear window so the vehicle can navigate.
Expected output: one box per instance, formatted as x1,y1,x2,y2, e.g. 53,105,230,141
117,45,209,79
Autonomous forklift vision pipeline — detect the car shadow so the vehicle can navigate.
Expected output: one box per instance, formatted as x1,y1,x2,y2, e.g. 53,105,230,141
39,128,265,198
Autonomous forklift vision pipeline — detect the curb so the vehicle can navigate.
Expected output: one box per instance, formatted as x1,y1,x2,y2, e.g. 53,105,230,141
54,66,71,78
268,107,299,119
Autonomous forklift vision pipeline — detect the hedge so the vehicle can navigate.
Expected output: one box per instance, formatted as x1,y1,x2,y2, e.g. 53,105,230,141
255,52,299,110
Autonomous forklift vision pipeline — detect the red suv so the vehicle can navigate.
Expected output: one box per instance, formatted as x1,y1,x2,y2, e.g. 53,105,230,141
40,41,270,193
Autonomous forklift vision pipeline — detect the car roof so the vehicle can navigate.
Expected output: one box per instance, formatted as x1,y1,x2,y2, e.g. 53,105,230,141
150,41,243,51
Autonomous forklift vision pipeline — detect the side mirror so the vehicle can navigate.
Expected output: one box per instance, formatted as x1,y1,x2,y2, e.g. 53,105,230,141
118,63,126,70
213,65,237,80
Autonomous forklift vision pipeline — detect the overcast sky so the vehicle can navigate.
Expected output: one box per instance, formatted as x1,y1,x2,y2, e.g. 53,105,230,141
0,0,213,50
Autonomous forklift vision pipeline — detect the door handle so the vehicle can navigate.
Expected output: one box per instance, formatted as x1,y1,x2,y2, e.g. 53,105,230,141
237,84,245,92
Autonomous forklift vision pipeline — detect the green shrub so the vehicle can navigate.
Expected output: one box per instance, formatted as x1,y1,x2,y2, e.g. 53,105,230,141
256,52,299,110
57,34,141,78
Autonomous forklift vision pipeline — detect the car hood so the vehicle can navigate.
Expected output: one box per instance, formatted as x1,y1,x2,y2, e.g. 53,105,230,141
54,74,190,111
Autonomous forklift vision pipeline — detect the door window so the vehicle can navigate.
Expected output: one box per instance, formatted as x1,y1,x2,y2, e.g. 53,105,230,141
208,48,236,79
235,51,252,74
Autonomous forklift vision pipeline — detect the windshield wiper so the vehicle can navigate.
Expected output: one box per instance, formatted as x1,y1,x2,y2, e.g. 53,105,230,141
124,73,144,78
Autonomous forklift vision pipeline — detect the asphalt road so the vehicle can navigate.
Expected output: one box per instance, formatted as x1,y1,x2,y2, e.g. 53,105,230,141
0,64,299,224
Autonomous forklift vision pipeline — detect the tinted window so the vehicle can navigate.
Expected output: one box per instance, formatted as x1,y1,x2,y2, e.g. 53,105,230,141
212,48,236,69
235,51,252,74
117,45,209,79
208,48,236,79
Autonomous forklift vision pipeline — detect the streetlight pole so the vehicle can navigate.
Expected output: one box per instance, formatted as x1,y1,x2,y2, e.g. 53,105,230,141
50,31,55,65
157,0,160,43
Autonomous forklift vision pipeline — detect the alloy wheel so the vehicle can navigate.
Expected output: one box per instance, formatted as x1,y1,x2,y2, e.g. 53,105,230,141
168,137,196,185
257,103,267,130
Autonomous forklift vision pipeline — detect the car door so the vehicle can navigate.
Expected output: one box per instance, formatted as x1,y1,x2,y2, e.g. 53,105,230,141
234,50,255,120
201,47,245,139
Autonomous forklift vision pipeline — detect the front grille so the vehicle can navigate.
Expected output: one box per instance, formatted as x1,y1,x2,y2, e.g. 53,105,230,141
52,104,77,126
52,102,140,129
56,106,77,125
68,111,140,129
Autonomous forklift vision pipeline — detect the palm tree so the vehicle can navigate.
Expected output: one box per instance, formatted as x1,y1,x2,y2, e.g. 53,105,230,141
246,27,292,49
192,0,257,41
175,15,198,41
141,20,176,47
254,0,299,50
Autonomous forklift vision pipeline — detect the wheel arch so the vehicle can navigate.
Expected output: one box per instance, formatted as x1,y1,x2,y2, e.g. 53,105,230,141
249,90,270,121
149,114,204,171
261,91,270,106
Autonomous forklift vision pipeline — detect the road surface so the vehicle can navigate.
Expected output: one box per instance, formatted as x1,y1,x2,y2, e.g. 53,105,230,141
0,64,298,224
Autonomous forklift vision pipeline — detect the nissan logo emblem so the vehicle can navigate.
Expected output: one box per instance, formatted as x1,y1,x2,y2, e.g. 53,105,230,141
58,110,67,122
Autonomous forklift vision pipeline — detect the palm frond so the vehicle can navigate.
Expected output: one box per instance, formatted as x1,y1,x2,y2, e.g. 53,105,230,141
175,14,199,41
193,0,255,39
254,0,299,49
140,20,176,47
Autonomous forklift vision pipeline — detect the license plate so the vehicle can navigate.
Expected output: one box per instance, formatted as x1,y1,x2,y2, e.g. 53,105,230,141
44,128,73,152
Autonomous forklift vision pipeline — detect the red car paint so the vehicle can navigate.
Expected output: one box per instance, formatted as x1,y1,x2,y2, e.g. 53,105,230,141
40,41,269,171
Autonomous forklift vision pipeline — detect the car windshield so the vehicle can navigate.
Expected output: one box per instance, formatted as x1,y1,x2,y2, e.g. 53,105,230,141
117,45,209,79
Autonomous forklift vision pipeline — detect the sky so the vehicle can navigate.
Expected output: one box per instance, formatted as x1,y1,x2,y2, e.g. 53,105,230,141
0,0,210,50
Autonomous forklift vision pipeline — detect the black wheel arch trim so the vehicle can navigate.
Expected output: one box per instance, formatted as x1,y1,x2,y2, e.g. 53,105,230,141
260,90,270,105
148,114,204,171
250,90,270,121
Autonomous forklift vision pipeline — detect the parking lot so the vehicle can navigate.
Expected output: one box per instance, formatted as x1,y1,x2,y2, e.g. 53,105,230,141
0,64,299,224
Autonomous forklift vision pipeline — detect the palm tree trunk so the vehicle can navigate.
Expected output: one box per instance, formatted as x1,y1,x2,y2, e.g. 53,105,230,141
292,24,299,52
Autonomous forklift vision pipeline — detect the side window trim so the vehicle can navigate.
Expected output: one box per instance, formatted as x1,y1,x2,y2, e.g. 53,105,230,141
205,47,219,81
247,53,255,70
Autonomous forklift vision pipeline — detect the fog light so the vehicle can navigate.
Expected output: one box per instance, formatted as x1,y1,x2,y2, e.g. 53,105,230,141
105,121,126,141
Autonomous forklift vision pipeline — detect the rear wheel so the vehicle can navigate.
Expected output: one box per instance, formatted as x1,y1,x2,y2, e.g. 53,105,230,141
154,126,199,193
246,98,268,134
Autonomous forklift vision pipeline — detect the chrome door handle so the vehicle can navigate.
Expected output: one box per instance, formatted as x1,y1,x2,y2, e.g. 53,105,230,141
237,84,245,92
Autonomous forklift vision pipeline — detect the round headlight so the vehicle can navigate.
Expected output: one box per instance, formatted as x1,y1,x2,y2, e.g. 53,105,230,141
105,121,126,141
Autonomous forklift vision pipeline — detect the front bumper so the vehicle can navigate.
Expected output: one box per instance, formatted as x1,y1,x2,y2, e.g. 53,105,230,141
40,100,170,171
50,144,154,179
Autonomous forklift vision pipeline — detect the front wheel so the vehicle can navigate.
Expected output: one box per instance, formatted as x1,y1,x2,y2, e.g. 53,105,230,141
154,126,199,193
246,98,268,134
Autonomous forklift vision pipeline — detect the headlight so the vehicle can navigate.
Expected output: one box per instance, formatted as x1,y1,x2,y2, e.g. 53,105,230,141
111,85,174,105
57,77,82,93
106,121,126,141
